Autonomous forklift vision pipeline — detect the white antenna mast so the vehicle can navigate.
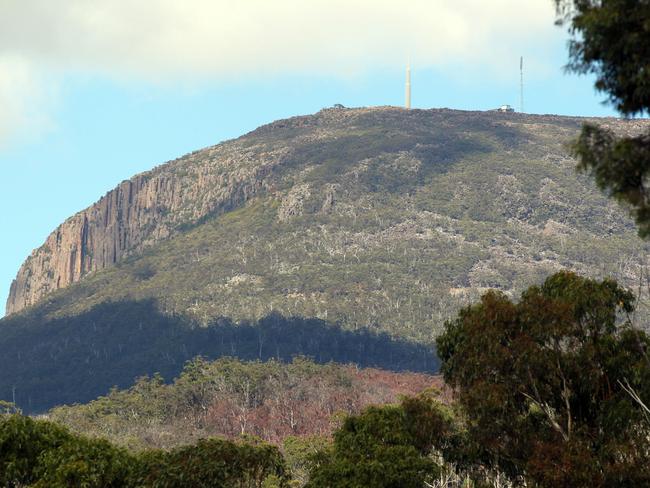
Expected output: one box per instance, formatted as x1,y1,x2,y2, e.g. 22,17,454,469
520,56,524,113
405,60,411,109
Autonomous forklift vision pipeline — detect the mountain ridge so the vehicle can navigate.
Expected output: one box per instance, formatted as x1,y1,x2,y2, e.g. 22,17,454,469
3,106,650,411
7,106,648,316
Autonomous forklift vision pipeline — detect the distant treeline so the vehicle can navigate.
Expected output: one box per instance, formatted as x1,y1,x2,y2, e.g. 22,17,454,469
0,300,438,412
49,356,441,450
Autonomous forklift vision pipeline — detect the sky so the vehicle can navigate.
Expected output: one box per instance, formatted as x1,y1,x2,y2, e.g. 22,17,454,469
0,0,623,316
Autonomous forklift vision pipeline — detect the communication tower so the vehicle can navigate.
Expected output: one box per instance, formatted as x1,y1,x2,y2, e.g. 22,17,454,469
520,56,524,113
405,62,411,109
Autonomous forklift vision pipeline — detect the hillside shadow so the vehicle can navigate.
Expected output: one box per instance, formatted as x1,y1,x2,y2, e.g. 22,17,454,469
0,300,438,413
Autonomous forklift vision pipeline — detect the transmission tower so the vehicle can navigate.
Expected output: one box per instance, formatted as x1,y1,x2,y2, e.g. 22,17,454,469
520,56,524,113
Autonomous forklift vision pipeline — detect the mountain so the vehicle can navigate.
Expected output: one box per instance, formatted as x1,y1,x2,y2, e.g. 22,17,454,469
2,106,648,411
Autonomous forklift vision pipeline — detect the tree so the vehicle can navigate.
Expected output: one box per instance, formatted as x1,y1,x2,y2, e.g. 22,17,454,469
306,394,454,488
555,0,650,237
139,437,289,488
282,435,331,486
1,413,290,488
0,415,72,487
0,401,20,415
33,436,136,488
0,415,138,488
436,271,650,487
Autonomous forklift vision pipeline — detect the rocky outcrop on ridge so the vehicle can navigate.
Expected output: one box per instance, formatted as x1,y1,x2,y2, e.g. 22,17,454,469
6,139,282,314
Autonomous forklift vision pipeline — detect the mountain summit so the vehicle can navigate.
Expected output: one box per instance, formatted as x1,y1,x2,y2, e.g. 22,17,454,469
3,106,649,410
7,107,648,330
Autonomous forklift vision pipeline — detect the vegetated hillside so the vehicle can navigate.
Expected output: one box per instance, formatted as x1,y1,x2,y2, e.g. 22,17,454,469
0,304,437,412
2,107,648,411
48,356,442,450
7,108,649,330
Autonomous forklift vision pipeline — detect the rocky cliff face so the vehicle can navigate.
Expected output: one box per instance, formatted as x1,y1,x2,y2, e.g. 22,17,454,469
6,136,284,315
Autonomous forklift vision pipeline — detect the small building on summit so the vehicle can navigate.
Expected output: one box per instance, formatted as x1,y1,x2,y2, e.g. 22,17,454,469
494,104,515,113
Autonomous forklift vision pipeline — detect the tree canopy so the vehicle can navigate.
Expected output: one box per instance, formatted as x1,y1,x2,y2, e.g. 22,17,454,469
0,414,288,488
436,271,650,487
556,0,650,236
305,394,455,488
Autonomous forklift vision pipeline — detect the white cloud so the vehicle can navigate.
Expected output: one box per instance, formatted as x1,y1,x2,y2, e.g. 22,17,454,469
0,0,561,144
1,0,558,78
0,55,53,148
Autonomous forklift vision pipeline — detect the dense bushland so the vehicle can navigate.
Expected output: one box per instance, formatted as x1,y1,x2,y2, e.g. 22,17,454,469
3,273,649,487
0,307,437,413
0,415,288,488
48,356,440,449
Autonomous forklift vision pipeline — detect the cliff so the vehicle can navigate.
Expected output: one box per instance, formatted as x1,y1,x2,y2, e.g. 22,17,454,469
6,135,282,315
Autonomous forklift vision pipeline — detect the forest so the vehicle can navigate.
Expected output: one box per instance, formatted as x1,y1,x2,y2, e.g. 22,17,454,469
3,271,649,487
0,306,437,413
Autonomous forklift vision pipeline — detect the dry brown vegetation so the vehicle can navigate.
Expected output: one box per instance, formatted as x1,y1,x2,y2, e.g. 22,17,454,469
48,357,443,450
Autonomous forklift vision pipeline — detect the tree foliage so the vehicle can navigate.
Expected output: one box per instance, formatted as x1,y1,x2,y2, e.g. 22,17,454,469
33,436,135,488
306,394,455,488
0,415,72,487
557,0,650,116
0,414,289,488
138,438,288,488
437,271,650,487
556,0,650,236
572,123,650,237
49,356,437,450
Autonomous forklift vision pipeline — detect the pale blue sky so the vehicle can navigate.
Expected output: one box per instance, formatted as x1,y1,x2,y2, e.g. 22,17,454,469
0,1,621,315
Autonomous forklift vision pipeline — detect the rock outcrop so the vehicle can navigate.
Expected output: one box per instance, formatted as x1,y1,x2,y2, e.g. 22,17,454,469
6,137,285,315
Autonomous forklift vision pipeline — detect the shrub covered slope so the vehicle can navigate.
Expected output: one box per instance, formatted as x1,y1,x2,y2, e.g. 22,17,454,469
2,107,648,411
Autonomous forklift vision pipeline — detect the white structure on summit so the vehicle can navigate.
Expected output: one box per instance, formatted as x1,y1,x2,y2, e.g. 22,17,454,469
405,62,411,109
520,56,524,113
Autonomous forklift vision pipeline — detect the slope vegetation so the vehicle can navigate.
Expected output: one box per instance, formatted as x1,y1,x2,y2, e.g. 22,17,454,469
48,356,441,449
2,107,648,411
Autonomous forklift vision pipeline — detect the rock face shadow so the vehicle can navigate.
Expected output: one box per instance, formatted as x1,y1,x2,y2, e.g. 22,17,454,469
0,300,439,413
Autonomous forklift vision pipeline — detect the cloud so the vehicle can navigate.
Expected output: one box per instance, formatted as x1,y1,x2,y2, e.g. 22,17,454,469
0,55,53,148
1,0,558,79
0,0,560,144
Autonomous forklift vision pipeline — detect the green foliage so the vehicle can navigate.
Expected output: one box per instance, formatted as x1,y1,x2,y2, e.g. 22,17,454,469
0,415,72,487
573,123,650,237
0,414,289,488
0,401,20,415
306,394,455,488
437,271,650,487
557,0,650,116
556,1,650,236
0,415,135,488
33,436,136,488
282,435,331,487
139,438,288,488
